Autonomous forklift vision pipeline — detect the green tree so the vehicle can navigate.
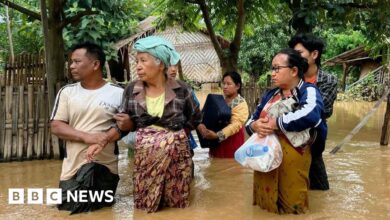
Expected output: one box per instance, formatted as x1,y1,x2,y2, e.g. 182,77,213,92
0,0,140,112
157,0,276,74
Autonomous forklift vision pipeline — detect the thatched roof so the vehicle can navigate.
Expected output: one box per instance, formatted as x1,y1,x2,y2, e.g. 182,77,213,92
323,46,377,66
114,16,225,83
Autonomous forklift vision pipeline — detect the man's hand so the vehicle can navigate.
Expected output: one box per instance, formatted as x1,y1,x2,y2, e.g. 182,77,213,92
85,144,104,162
82,132,109,146
114,113,133,131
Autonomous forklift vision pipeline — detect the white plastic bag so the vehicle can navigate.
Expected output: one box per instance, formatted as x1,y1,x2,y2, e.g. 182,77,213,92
234,133,282,172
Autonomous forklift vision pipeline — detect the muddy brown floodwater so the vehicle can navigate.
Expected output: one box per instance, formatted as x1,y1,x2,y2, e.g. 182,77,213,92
0,100,389,220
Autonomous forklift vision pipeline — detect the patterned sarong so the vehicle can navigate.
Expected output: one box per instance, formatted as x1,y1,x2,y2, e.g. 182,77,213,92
133,127,192,213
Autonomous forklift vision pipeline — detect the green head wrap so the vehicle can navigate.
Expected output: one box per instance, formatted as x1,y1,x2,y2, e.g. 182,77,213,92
133,36,180,67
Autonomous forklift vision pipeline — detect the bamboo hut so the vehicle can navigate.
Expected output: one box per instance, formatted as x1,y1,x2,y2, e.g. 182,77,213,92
113,16,227,84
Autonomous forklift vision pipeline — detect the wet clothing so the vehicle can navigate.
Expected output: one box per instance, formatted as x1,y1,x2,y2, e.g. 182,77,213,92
210,95,249,158
246,80,325,214
133,127,192,212
121,78,201,212
253,137,311,214
51,82,123,181
306,69,337,190
58,163,119,214
51,82,122,214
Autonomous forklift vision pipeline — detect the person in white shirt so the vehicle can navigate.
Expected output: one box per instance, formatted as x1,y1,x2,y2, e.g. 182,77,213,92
50,42,123,214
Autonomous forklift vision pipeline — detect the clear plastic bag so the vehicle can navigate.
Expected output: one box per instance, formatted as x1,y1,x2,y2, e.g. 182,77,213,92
234,133,282,172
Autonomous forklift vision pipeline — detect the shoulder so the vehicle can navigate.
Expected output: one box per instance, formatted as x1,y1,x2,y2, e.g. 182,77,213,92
319,69,337,84
57,83,78,95
107,82,124,92
231,95,247,109
175,80,192,90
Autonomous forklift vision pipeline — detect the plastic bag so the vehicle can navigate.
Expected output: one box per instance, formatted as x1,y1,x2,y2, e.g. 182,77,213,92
234,133,282,172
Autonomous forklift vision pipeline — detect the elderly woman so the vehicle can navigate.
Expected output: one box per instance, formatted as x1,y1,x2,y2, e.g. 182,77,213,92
245,48,327,214
198,71,249,158
116,36,201,213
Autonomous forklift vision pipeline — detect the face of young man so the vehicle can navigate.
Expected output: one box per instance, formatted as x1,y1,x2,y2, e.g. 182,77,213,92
293,43,318,67
69,48,100,81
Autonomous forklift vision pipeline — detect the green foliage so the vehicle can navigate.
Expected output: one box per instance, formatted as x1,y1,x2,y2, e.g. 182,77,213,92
238,15,290,78
321,28,366,60
63,0,145,61
338,74,385,101
0,1,43,70
0,0,146,68
319,28,366,79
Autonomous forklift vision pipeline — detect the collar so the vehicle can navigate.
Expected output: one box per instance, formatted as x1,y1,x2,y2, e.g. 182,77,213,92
132,77,182,110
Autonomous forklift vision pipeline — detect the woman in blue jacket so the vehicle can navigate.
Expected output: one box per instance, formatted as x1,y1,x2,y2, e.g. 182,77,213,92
245,48,326,214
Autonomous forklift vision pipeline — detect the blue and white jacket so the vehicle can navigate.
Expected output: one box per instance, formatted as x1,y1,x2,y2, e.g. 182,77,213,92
245,80,327,156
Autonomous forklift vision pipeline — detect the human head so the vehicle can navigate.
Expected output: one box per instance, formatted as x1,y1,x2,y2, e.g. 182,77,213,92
288,33,324,67
133,36,180,69
222,71,242,97
168,64,179,78
71,42,105,70
69,42,105,81
271,48,308,89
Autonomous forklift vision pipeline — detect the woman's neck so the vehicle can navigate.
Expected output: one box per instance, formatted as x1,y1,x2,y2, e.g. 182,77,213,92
145,74,166,97
225,93,238,104
281,78,300,94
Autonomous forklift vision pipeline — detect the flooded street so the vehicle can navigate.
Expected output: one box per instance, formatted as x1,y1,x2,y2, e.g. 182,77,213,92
0,100,389,220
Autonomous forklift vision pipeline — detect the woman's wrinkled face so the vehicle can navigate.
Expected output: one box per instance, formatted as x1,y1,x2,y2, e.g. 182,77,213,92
271,53,297,89
135,52,164,82
222,75,240,97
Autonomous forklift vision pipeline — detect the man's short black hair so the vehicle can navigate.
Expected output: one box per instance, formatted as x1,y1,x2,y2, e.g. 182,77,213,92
71,42,106,70
288,33,324,67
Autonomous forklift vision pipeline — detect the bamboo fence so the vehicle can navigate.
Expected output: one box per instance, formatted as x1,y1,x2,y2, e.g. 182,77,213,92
0,52,60,162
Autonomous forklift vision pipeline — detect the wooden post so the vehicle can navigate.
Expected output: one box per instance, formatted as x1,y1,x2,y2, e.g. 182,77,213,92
381,92,390,145
34,86,40,158
4,86,13,161
341,63,348,91
0,85,4,158
17,86,24,160
51,82,62,159
37,85,45,158
27,84,34,160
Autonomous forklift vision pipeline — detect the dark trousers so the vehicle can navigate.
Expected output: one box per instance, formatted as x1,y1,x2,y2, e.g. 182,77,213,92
309,155,329,190
58,162,119,214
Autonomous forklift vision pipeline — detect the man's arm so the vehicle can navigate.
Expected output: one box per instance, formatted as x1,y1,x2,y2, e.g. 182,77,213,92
50,120,109,146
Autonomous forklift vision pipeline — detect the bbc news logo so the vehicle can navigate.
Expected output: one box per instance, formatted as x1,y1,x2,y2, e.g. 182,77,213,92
8,188,114,204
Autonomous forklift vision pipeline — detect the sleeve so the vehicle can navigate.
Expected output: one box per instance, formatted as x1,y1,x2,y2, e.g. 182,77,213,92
50,87,69,122
119,83,133,113
245,94,269,135
184,87,202,130
277,86,324,133
218,101,249,141
321,76,338,118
